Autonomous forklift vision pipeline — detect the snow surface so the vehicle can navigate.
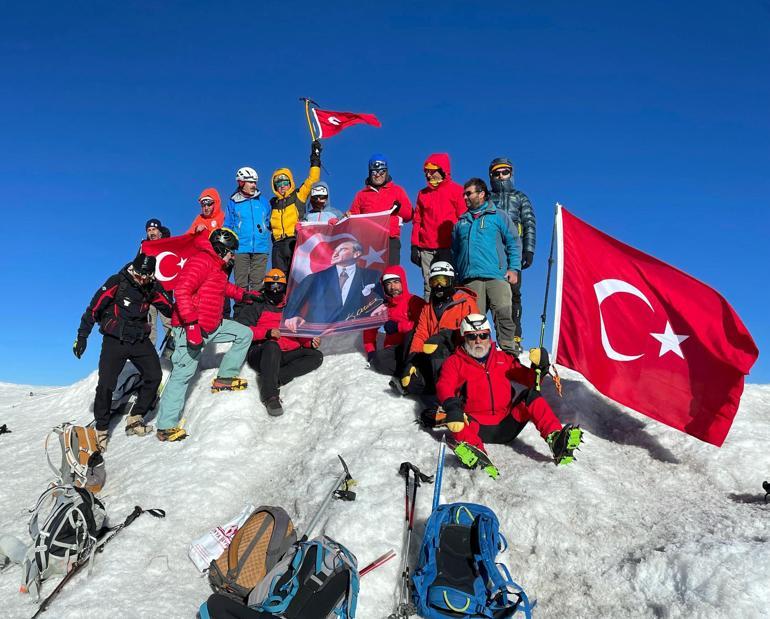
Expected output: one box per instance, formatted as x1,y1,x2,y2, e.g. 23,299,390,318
1,340,769,619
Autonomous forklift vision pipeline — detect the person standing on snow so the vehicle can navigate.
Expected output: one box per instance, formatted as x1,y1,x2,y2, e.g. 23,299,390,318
452,178,520,355
154,228,259,442
363,265,425,378
436,314,583,475
188,188,225,235
301,181,341,224
411,153,466,299
236,269,323,417
488,158,536,354
396,261,479,396
269,141,323,274
73,253,173,451
224,166,271,315
346,154,413,265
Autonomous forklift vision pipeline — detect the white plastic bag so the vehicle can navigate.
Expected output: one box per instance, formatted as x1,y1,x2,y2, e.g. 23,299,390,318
188,504,255,572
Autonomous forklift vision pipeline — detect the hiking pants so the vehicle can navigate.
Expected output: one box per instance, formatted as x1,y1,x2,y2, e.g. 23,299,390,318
247,340,323,401
271,237,296,275
94,336,161,431
369,343,408,377
202,594,274,619
155,320,253,430
388,237,401,266
464,278,516,352
510,270,523,339
233,252,268,318
147,305,173,346
418,248,452,300
451,397,562,452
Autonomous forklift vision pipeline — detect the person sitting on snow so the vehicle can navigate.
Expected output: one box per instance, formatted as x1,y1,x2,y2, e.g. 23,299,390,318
436,314,584,475
301,181,341,224
154,228,259,442
73,252,173,451
363,265,425,378
395,261,479,396
236,268,323,417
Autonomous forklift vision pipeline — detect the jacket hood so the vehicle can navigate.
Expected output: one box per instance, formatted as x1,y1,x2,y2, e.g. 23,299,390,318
197,187,223,218
489,157,515,193
271,168,296,199
381,264,410,300
309,181,331,209
423,153,452,179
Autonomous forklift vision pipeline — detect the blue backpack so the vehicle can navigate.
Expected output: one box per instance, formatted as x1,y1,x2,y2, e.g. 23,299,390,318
246,535,359,618
411,502,532,618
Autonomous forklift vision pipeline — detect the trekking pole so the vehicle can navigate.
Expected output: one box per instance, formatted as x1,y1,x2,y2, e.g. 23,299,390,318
432,438,446,513
535,203,559,392
359,548,396,577
32,505,165,618
301,455,355,542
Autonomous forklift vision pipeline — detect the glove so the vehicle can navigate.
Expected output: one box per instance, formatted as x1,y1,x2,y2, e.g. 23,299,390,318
310,140,322,166
529,347,550,372
521,251,534,270
392,200,401,214
443,397,467,434
410,246,421,267
185,322,203,350
383,320,399,335
73,336,87,359
242,291,260,305
423,329,452,354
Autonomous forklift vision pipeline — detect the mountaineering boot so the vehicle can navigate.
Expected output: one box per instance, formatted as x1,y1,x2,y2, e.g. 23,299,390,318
156,427,188,442
125,415,154,437
512,336,523,356
211,376,248,392
95,429,109,453
389,375,406,396
452,441,499,479
546,424,584,465
264,396,284,417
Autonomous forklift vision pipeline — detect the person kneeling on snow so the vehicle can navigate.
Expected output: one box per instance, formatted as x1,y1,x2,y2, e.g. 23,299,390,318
236,269,323,416
362,265,425,377
154,229,259,442
395,261,479,396
436,314,584,473
73,253,173,451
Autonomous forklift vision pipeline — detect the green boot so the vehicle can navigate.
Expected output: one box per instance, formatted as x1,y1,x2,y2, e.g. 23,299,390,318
453,442,499,479
546,424,584,465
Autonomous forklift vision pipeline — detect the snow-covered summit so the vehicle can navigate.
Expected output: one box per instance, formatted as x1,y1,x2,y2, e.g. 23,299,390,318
1,346,768,618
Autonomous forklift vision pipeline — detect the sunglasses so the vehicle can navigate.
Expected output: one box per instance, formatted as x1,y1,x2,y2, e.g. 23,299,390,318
370,169,387,176
463,190,478,197
200,199,215,207
464,332,490,341
312,195,328,200
492,168,512,177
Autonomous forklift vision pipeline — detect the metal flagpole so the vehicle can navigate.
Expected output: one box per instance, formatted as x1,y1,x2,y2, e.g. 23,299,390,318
299,97,319,141
535,203,560,391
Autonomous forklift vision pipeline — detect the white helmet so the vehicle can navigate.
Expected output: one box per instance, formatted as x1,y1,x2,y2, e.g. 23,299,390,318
460,313,491,336
236,167,258,183
428,261,454,279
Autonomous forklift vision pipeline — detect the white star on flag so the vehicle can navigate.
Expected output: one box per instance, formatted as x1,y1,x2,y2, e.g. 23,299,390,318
177,257,187,269
650,321,689,358
360,247,386,267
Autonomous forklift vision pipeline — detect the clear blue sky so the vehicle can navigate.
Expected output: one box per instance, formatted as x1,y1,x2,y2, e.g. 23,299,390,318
0,1,767,385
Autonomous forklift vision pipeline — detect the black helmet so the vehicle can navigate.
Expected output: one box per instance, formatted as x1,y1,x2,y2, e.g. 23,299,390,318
209,228,239,257
131,253,156,277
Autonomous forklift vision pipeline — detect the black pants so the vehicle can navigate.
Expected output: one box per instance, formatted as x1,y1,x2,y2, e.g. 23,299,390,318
247,341,323,401
388,237,401,266
510,269,522,338
370,343,408,377
271,237,297,275
94,336,161,431
405,335,454,396
204,594,274,619
478,414,528,445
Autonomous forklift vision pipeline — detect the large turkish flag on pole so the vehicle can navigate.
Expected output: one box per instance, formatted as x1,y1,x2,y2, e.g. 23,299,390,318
311,108,381,139
552,205,758,446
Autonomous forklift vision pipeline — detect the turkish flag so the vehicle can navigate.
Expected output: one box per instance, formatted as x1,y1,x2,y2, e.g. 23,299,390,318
553,206,758,446
311,107,381,139
141,234,200,291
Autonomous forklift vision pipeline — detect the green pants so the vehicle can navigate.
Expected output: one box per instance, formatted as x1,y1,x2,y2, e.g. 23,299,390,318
156,319,253,430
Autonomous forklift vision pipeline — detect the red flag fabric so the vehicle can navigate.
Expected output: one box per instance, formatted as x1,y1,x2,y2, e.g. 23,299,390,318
311,107,381,139
282,213,391,337
141,234,200,291
553,206,758,446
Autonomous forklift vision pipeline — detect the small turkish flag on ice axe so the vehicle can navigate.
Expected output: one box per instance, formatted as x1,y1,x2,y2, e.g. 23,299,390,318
305,101,381,139
552,205,758,446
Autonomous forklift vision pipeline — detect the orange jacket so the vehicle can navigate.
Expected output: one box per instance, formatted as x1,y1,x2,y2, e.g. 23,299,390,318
187,188,225,235
409,287,479,354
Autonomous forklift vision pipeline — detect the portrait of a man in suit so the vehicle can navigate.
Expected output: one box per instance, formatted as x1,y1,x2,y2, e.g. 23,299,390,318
284,239,386,331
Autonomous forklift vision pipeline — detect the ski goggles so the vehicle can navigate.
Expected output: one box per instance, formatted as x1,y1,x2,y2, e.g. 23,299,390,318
266,282,286,293
491,168,512,178
274,179,291,188
370,168,387,177
429,275,451,288
464,332,490,342
199,198,215,207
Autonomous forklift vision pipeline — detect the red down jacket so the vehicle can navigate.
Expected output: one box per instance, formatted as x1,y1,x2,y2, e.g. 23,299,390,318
363,265,425,354
349,179,413,238
411,153,466,250
171,234,245,332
